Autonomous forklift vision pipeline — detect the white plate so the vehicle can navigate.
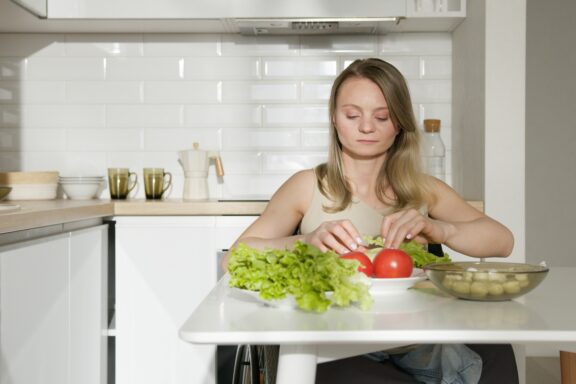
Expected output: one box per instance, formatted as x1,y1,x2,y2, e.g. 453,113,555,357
232,288,334,310
369,269,427,294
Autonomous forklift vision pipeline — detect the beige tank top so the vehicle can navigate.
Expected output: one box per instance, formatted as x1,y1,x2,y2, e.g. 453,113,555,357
299,182,395,237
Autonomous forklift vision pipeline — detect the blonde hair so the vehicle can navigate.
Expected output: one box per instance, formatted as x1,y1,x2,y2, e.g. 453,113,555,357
315,58,433,212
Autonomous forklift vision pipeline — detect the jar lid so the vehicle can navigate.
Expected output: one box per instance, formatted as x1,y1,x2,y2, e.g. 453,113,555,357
424,119,441,133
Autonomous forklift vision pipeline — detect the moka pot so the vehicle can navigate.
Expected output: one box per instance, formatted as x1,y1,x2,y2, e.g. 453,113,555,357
178,143,224,200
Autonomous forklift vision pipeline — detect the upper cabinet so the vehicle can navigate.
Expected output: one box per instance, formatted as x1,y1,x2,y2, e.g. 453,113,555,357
4,0,466,33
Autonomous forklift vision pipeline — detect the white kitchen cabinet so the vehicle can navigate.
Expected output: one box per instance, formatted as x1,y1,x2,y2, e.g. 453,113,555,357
0,223,108,384
114,215,257,384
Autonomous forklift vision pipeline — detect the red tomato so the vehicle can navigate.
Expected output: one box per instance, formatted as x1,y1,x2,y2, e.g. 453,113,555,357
373,249,413,278
341,251,374,277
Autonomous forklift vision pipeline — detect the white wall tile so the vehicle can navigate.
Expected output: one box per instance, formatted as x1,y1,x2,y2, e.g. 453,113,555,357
106,105,183,127
222,81,298,103
0,58,26,80
300,35,377,55
222,128,300,150
378,33,452,55
20,105,105,128
67,81,142,103
106,57,182,80
183,57,261,80
418,103,452,126
264,105,328,126
64,34,143,57
184,105,261,127
20,82,66,104
20,128,67,150
301,81,332,102
143,128,220,151
263,57,338,78
26,57,105,80
0,106,20,127
143,34,220,56
0,128,19,150
378,56,421,79
220,151,262,174
0,151,20,171
20,151,98,173
408,80,451,103
144,81,220,103
0,34,65,57
67,128,142,151
420,55,452,79
262,152,327,173
221,35,300,56
221,174,290,198
301,128,330,149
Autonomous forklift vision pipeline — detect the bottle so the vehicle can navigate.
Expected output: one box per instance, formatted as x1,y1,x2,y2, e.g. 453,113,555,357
421,119,446,181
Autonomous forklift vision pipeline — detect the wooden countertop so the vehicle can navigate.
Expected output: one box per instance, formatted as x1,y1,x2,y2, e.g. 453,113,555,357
0,199,483,235
0,199,268,234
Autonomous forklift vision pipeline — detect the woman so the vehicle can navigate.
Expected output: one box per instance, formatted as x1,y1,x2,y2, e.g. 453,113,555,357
223,58,517,383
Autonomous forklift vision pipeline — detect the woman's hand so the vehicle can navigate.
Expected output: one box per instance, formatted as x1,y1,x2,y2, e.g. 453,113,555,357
381,209,453,249
303,220,363,254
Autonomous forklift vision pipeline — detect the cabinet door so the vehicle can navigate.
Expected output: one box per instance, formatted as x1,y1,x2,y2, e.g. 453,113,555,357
69,225,108,384
0,234,70,384
115,216,217,384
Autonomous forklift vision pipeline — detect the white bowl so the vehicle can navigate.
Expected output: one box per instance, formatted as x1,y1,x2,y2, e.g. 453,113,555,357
60,182,103,200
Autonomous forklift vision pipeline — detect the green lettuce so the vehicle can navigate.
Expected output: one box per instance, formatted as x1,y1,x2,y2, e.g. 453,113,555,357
362,235,451,268
227,241,373,313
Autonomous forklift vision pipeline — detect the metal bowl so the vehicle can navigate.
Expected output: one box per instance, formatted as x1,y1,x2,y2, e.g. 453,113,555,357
0,186,12,200
423,261,549,301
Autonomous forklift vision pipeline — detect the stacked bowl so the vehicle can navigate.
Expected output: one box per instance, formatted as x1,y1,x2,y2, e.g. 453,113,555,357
59,175,106,200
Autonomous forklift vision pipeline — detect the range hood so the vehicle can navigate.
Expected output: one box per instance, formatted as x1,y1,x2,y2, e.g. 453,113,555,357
232,18,401,35
7,0,466,34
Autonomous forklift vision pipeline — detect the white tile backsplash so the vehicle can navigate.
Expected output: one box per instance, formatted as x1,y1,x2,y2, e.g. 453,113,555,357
0,58,26,80
222,81,299,103
0,32,454,198
183,57,261,80
67,81,142,104
263,57,338,78
26,57,105,80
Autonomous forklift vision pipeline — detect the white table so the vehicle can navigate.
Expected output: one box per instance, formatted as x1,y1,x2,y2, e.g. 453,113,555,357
179,267,576,383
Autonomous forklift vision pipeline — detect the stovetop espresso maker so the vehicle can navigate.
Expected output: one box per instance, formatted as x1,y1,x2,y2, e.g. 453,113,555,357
178,142,224,200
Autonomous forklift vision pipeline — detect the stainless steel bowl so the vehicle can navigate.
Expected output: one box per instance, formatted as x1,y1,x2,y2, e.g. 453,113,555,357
424,261,549,301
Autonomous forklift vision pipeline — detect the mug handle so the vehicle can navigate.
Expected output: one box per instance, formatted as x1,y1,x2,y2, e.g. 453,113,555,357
162,172,173,195
127,172,138,193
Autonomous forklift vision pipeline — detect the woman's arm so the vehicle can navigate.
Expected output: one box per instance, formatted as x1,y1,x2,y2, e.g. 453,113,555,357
381,179,514,258
220,170,313,270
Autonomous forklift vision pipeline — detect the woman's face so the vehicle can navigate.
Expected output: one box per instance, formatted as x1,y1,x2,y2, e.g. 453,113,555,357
333,76,398,160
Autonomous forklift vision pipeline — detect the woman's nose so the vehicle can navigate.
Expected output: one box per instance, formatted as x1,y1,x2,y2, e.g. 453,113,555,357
358,119,375,133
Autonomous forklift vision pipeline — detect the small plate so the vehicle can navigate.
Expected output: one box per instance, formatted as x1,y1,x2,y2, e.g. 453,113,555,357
369,269,427,294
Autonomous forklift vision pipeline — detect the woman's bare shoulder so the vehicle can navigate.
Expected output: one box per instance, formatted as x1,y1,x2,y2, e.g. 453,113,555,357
267,169,316,214
427,176,484,220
